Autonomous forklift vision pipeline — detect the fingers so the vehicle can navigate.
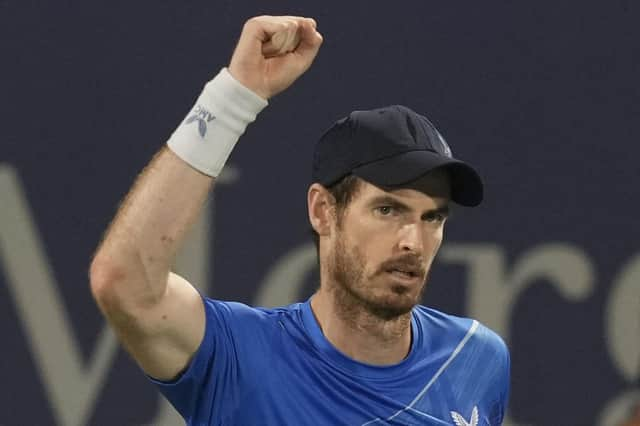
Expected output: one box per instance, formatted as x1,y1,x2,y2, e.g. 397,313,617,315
228,15,323,99
257,16,321,58
295,18,323,56
262,20,299,57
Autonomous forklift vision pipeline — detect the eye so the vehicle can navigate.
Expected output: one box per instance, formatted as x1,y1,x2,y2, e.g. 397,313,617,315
424,212,446,223
375,206,395,216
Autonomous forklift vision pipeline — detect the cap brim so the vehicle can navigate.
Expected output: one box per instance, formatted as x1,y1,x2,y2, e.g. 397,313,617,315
352,150,484,207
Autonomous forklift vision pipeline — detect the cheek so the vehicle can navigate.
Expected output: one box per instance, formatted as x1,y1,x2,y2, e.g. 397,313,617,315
347,230,387,273
424,227,445,253
342,213,399,267
434,226,444,244
435,228,445,250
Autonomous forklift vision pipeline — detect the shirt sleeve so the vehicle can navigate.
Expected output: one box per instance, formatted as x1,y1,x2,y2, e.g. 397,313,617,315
148,297,241,423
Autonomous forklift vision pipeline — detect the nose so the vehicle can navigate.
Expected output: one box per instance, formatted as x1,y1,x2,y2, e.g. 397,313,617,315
398,223,424,253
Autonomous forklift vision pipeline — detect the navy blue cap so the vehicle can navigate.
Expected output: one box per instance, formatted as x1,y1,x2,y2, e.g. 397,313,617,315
311,105,484,207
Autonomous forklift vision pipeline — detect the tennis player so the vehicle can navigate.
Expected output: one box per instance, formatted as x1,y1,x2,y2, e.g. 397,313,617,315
90,15,510,425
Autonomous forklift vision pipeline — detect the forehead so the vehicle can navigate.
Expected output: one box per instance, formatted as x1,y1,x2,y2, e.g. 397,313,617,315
355,169,452,206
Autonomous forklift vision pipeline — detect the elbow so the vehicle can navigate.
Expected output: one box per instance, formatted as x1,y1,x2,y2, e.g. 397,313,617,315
90,250,167,313
89,253,129,307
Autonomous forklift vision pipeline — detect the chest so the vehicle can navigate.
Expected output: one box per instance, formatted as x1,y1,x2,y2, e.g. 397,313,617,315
226,346,500,425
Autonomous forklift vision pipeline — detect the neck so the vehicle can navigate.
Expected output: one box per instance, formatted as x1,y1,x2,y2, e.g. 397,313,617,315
309,286,413,366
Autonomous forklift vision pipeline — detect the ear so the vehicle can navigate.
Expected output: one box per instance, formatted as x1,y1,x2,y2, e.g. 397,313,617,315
307,183,334,237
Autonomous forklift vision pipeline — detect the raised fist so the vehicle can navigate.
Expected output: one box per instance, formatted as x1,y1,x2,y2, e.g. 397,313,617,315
228,15,323,100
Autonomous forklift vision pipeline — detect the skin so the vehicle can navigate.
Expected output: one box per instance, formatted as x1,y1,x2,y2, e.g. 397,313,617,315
308,170,451,365
92,12,448,381
90,16,322,381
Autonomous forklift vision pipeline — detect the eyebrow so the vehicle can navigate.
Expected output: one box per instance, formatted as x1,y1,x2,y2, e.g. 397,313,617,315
368,195,450,219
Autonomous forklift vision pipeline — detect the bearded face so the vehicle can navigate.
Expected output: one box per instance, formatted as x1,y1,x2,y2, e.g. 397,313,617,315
328,212,432,321
321,174,450,321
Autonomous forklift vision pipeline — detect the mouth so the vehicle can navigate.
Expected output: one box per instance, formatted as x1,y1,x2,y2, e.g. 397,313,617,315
386,268,422,284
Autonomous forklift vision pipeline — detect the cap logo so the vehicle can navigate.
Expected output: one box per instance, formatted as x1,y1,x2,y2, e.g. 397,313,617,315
435,132,453,158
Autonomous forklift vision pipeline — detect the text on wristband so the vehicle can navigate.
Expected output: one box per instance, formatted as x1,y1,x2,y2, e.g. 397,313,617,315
184,105,216,138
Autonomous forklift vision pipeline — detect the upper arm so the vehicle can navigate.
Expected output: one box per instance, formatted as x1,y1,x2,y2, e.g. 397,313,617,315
95,270,206,381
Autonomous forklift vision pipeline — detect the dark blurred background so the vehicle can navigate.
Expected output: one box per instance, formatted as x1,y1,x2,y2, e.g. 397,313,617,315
1,1,638,425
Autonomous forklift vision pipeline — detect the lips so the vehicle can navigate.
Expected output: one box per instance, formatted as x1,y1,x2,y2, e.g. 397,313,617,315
385,265,424,285
379,256,425,284
385,262,423,277
389,268,417,278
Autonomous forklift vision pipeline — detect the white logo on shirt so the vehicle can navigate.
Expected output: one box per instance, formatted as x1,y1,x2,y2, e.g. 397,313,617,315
450,406,479,426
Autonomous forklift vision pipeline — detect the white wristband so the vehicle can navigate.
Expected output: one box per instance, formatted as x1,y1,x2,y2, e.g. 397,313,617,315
167,68,268,177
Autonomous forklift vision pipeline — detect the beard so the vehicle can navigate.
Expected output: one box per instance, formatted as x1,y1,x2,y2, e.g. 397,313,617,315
328,231,430,322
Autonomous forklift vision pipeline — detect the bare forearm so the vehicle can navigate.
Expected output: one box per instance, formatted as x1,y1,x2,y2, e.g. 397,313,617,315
91,15,323,304
93,147,213,300
88,16,322,380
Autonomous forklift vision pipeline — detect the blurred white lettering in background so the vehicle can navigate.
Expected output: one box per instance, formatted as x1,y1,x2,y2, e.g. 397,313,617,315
1,163,638,425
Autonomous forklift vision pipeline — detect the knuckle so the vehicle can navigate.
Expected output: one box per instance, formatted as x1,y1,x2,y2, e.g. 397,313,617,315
246,15,269,27
244,17,259,30
304,18,317,29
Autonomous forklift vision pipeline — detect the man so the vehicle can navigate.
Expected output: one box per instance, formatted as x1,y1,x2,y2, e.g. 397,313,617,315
90,15,509,425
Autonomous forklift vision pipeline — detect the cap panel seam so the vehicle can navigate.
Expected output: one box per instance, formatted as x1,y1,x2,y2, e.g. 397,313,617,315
351,148,440,170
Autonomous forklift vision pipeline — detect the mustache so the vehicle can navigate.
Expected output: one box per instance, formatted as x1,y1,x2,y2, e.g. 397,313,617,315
376,254,426,276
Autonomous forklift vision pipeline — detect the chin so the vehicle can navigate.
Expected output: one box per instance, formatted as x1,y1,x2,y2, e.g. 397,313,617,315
364,293,419,320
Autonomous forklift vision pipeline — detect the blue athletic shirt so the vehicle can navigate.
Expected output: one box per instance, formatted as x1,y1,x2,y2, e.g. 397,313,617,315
150,297,510,425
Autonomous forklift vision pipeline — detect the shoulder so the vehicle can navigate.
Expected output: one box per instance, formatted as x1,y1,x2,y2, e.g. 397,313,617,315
412,305,509,359
202,298,305,330
200,299,311,364
413,306,510,416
